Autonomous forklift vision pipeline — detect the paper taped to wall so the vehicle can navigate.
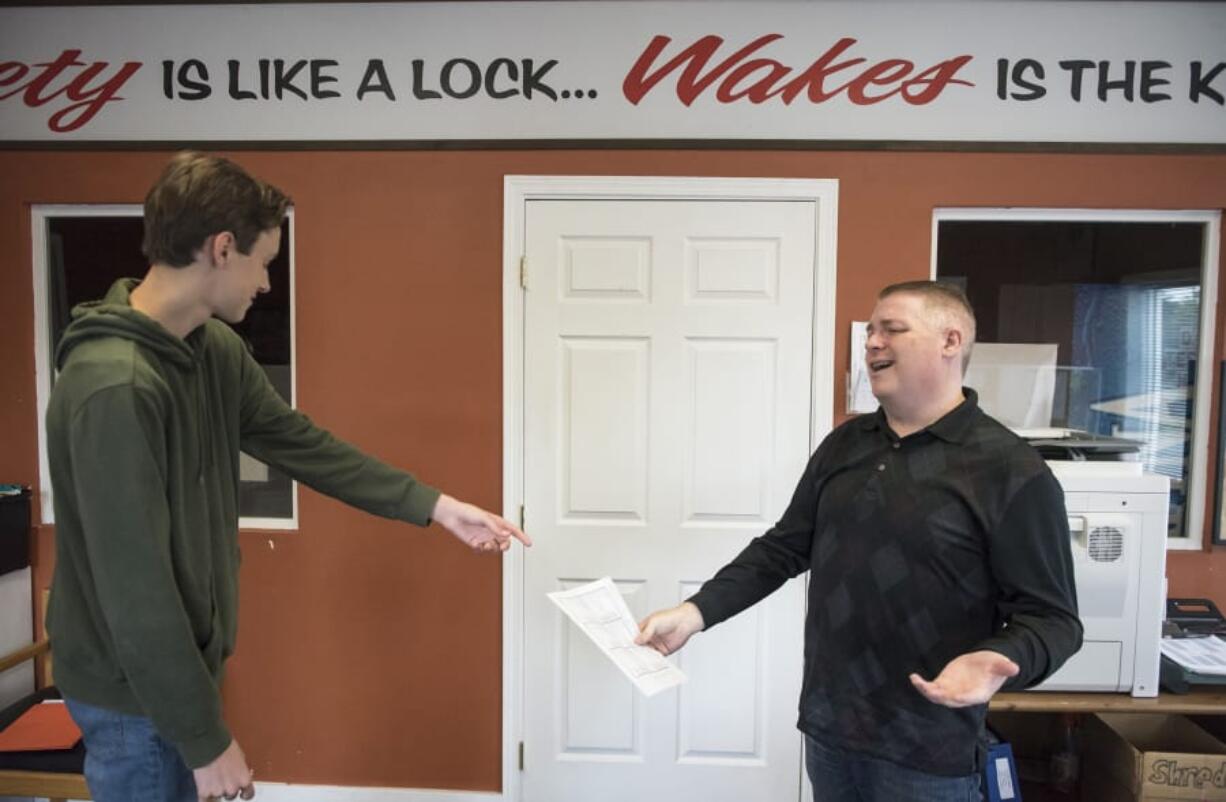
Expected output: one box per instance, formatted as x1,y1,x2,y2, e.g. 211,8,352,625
848,321,878,414
548,577,687,697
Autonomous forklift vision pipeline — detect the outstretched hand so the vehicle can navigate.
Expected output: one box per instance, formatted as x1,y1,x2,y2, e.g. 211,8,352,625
635,602,705,656
432,494,532,553
909,650,1019,708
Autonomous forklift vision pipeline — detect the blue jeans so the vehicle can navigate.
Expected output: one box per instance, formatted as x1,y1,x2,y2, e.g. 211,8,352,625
64,697,197,802
806,734,982,802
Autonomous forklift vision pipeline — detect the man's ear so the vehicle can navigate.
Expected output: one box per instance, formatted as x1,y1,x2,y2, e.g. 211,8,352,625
942,327,964,361
206,232,237,266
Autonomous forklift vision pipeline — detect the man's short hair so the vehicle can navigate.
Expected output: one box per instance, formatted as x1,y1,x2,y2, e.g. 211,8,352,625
878,280,977,371
142,151,291,267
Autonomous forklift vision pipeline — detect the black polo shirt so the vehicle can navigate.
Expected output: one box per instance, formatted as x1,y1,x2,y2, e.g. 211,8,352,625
689,389,1082,776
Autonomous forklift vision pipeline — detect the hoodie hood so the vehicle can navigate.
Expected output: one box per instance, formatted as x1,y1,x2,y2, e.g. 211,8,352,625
56,278,199,371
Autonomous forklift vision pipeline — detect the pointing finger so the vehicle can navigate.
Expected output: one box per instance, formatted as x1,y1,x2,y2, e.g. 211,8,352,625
505,521,532,547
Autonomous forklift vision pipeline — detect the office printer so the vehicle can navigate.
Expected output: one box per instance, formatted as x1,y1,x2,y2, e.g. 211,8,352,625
1031,461,1168,697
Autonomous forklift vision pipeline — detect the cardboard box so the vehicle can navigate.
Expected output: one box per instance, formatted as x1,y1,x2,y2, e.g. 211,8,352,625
1081,713,1226,801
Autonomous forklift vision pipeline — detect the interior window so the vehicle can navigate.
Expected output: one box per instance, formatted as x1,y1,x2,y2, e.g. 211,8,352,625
41,210,295,524
936,218,1211,543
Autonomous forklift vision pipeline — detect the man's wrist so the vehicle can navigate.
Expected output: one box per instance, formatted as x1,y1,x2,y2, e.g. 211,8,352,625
180,727,232,770
682,601,705,632
431,493,455,527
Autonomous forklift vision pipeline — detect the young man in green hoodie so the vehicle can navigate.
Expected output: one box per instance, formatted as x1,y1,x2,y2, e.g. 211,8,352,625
44,152,531,802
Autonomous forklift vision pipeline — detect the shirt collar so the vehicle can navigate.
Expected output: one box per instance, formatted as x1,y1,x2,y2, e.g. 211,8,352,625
856,388,980,444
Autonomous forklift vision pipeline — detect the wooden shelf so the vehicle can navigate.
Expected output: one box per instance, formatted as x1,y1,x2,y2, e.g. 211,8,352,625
990,688,1226,715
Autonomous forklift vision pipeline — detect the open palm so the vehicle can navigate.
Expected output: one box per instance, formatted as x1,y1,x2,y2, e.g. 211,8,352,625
909,650,1019,708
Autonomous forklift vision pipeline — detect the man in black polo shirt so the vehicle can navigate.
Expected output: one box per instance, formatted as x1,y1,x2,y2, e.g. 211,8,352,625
636,280,1082,801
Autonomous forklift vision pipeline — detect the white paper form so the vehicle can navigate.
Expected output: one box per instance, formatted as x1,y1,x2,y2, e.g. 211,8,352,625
548,578,687,697
1160,636,1226,676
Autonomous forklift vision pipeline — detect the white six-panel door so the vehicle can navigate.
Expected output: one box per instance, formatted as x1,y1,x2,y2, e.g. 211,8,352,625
521,198,819,802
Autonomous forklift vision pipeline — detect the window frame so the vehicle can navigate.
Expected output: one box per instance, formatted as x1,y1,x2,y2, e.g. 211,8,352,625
930,207,1221,551
31,204,299,531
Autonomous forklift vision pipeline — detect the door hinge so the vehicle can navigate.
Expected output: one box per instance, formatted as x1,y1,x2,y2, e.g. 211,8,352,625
518,741,525,771
519,255,529,290
519,504,525,528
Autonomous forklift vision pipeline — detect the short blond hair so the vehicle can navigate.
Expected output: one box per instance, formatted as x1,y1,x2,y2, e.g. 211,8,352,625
878,281,977,372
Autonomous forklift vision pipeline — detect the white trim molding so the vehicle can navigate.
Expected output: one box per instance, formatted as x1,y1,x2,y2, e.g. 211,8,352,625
930,207,1222,551
226,783,502,802
502,175,839,801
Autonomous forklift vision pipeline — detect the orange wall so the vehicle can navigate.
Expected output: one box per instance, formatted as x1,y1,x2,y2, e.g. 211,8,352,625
1,149,1223,790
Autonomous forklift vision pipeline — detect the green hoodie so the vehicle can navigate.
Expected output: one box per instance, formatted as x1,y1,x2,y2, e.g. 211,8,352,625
45,279,440,768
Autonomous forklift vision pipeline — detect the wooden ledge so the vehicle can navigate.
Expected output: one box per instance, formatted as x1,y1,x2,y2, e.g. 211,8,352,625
990,688,1226,715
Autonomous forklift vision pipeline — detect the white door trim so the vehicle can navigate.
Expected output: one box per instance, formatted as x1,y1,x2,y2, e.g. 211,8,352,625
502,176,839,801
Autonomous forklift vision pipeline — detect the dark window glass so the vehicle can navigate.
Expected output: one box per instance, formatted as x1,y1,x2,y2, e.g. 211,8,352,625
937,221,1205,539
46,214,295,521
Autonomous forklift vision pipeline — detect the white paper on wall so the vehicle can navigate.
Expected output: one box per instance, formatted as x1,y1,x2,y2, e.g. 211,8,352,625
848,321,878,414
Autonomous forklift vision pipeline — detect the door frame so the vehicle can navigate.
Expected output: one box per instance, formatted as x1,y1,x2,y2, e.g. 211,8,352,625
502,176,839,801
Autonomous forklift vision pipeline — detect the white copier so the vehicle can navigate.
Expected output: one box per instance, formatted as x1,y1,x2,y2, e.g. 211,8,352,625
1032,461,1169,697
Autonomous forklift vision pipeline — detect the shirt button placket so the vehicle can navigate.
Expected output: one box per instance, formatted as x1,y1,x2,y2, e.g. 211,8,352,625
878,439,899,471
